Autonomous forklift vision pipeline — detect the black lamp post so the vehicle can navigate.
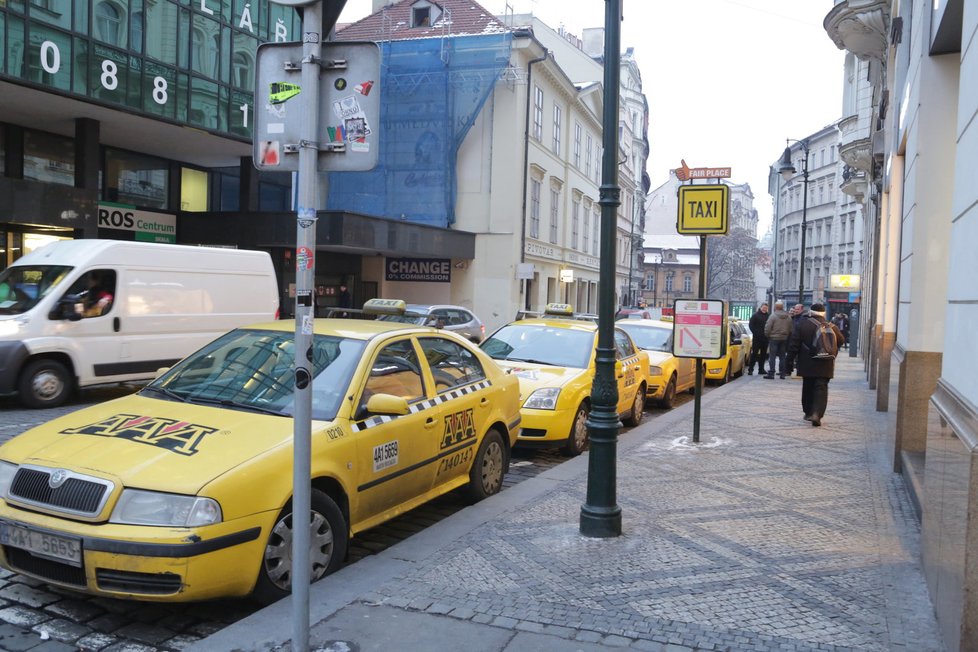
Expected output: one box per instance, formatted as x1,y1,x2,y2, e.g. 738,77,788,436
777,140,809,305
580,0,622,538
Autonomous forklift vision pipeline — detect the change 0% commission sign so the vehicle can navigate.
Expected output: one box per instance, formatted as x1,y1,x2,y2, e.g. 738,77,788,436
673,300,726,359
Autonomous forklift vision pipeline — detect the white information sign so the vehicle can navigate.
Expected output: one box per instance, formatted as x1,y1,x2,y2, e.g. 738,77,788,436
673,299,726,359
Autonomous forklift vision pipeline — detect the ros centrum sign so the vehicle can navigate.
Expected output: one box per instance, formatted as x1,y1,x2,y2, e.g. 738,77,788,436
672,299,726,359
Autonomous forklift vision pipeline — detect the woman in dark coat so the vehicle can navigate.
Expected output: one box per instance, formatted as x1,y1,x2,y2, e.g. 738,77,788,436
785,303,845,427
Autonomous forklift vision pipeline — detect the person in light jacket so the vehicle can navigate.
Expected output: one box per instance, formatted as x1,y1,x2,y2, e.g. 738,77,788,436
785,302,845,427
763,301,793,379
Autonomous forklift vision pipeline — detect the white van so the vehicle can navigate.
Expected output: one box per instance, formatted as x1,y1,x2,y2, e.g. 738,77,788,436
0,240,279,408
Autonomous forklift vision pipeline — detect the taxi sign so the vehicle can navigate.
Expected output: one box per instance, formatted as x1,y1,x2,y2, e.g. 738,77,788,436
362,298,407,315
544,303,574,316
672,300,725,359
677,185,729,235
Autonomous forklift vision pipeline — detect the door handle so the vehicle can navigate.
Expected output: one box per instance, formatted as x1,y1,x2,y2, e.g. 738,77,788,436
424,417,438,429
479,397,489,408
113,317,120,333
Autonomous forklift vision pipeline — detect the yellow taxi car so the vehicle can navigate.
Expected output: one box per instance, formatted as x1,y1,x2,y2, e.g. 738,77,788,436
480,304,649,456
0,300,521,603
615,319,695,408
702,320,747,384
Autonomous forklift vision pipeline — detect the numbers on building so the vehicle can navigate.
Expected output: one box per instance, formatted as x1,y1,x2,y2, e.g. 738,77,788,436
100,60,119,91
239,103,250,127
40,41,61,75
152,77,168,105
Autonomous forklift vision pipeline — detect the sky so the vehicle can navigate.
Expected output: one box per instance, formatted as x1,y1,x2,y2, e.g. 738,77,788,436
337,0,845,235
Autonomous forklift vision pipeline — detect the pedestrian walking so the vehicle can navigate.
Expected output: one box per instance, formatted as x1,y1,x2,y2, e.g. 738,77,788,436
832,311,850,349
747,303,770,375
785,302,845,426
763,301,792,379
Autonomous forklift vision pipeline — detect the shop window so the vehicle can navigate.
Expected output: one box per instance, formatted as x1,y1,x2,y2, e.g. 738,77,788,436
24,130,75,186
258,171,292,211
104,148,169,209
211,167,240,212
180,167,209,211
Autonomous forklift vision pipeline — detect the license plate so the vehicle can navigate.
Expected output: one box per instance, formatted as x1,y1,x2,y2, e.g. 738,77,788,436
0,522,82,567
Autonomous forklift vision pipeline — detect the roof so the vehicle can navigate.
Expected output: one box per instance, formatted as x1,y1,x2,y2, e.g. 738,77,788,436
337,0,509,41
642,233,700,250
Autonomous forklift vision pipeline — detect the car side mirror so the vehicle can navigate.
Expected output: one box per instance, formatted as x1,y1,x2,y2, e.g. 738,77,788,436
363,393,410,417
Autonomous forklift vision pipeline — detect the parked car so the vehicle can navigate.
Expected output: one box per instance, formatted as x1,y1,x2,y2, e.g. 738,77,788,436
375,303,485,343
0,299,521,603
481,303,649,455
616,319,696,408
702,320,748,384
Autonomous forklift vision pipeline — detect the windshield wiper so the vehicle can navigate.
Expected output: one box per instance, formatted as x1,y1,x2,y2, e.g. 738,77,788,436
502,357,552,365
140,386,189,403
185,395,285,416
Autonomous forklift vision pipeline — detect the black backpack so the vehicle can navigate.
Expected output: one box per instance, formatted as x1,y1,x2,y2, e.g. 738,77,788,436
808,318,838,359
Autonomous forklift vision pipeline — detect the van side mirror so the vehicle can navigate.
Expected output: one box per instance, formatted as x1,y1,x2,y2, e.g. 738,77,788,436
50,299,82,321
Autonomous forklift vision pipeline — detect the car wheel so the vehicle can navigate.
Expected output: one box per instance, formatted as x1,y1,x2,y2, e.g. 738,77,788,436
719,362,731,385
561,402,590,456
622,384,645,427
252,489,348,606
466,430,505,502
18,359,73,409
659,376,677,409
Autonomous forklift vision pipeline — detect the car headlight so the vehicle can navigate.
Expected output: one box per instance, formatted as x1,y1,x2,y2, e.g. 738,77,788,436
708,366,723,373
110,489,222,527
0,461,17,498
524,387,561,410
648,366,663,376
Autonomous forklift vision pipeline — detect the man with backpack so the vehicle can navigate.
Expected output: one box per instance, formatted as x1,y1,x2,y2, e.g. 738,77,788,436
785,302,845,426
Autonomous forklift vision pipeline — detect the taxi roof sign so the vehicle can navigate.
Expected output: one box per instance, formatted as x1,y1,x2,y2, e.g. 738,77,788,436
362,298,407,315
677,185,729,235
544,303,574,316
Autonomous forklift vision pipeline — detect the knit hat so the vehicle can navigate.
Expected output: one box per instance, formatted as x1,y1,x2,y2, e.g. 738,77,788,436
810,302,826,315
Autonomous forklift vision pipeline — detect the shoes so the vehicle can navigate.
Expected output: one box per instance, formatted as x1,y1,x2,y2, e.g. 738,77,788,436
747,368,753,375
811,418,821,427
763,374,774,379
779,375,785,379
803,414,814,422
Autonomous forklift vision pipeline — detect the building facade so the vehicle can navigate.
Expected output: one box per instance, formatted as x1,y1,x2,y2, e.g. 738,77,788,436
823,1,978,649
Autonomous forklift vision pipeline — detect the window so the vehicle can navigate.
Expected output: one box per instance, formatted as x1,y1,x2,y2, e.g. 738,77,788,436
95,1,124,46
573,123,582,167
532,86,543,141
645,274,655,291
418,337,486,392
585,134,593,177
549,187,559,244
60,269,117,319
360,340,425,406
665,274,674,292
613,329,637,359
181,168,209,211
591,208,599,256
412,6,431,27
582,206,590,252
594,146,602,183
104,148,169,209
571,198,580,250
552,104,562,155
24,130,75,186
683,275,692,293
529,179,541,239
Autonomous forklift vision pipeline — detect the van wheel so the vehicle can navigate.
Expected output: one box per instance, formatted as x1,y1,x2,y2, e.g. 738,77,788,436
18,359,73,409
252,489,347,606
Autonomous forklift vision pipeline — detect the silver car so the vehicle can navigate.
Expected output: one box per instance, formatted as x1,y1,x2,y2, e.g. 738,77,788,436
377,304,486,343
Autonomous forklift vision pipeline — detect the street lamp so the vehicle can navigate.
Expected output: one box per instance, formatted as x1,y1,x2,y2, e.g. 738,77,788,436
777,139,809,306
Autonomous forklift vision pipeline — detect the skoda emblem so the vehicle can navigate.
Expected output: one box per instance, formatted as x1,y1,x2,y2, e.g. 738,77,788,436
48,469,69,489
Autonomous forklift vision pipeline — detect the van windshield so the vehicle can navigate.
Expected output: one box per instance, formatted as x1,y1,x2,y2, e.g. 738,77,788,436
0,266,73,315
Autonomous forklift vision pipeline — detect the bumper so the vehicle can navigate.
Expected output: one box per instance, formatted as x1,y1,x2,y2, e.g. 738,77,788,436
0,506,272,602
645,376,668,399
514,406,574,446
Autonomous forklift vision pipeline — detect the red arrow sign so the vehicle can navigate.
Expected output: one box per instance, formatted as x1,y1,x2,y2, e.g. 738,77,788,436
675,159,732,181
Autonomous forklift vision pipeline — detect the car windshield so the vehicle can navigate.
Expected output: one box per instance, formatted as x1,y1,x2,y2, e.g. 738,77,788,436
0,265,73,315
143,328,366,421
619,324,671,352
481,324,594,368
376,314,427,325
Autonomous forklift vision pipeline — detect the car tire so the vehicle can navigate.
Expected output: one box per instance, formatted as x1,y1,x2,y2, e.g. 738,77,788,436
18,358,73,409
719,362,731,385
466,430,506,503
561,402,590,456
252,489,348,606
622,383,645,427
659,376,677,409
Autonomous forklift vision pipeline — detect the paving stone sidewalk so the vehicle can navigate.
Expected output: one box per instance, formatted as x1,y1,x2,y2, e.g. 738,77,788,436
196,356,946,652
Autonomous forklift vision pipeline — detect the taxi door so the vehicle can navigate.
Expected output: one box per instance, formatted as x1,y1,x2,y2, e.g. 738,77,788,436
613,328,647,415
351,337,437,521
416,336,492,493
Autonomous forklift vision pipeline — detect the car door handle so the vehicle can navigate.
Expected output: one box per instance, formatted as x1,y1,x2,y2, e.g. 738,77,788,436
113,317,120,333
424,417,438,429
479,397,489,408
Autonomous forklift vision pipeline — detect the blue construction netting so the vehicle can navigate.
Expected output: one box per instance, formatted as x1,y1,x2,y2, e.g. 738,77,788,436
327,33,512,227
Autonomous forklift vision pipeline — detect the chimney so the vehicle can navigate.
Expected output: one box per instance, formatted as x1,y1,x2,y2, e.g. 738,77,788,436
372,0,398,12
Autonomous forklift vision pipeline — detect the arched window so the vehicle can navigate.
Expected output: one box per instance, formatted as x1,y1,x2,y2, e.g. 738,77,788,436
233,52,254,89
96,2,123,46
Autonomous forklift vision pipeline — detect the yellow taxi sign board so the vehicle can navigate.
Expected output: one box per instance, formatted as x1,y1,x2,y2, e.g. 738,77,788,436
677,185,729,235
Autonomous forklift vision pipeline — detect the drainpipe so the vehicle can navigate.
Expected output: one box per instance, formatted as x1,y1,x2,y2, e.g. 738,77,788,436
519,45,549,308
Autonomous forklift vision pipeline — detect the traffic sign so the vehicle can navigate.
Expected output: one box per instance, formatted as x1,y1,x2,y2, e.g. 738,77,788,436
675,159,731,181
677,185,729,234
254,41,381,172
673,300,725,359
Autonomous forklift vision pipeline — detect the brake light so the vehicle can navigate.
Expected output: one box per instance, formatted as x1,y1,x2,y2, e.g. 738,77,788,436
275,306,281,320
481,324,485,335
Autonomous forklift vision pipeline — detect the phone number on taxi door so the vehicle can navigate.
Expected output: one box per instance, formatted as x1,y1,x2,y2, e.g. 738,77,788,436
437,448,473,476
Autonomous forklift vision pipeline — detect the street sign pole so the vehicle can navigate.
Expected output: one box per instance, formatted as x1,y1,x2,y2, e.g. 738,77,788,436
693,236,706,443
291,3,322,651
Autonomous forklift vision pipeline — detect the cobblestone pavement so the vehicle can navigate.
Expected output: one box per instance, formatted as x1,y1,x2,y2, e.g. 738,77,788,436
342,357,946,651
0,384,695,651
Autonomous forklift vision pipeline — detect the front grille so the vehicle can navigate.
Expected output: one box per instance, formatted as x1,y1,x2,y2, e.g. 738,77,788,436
520,428,547,438
9,467,112,517
96,568,183,595
4,546,86,587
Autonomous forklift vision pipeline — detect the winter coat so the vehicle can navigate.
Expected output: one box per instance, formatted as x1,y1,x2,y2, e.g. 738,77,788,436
785,313,845,378
748,310,770,343
764,309,793,341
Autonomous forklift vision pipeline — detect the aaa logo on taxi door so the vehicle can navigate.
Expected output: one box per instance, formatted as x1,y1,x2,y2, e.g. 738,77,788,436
60,414,218,456
441,408,475,449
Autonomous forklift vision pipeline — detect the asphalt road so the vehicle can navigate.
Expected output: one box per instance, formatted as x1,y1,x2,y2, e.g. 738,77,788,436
0,383,700,651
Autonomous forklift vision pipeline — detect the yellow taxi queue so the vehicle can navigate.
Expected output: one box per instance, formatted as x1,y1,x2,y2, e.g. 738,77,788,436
479,303,651,456
615,319,697,408
0,299,523,603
